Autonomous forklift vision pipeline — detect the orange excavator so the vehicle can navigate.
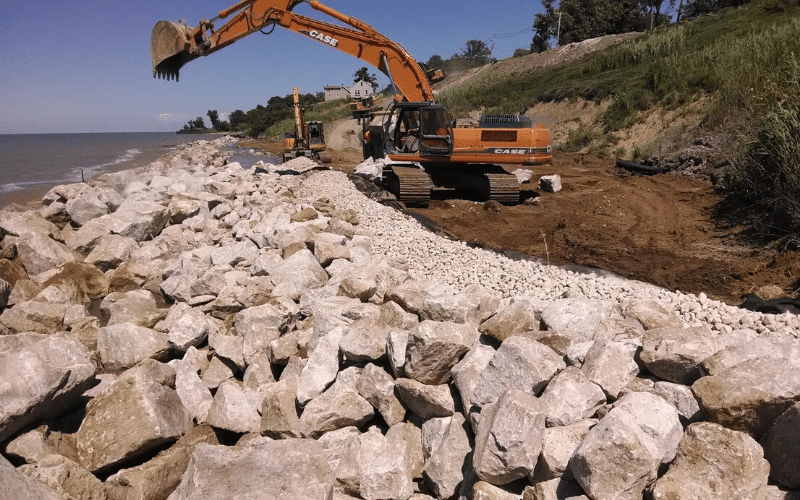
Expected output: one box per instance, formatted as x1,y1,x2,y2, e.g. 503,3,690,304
151,0,552,205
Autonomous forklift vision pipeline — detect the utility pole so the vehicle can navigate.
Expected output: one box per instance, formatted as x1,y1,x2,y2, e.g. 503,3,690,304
556,10,562,47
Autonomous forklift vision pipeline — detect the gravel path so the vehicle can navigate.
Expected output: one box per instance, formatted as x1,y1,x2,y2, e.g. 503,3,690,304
297,169,800,338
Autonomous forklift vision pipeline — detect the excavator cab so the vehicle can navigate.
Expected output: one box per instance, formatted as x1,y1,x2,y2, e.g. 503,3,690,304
307,121,325,149
386,102,452,157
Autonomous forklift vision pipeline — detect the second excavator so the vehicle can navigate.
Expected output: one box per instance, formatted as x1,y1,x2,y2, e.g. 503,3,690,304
151,0,552,206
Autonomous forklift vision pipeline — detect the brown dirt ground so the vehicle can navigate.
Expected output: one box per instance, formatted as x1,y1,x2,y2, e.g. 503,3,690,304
407,152,800,306
244,140,800,306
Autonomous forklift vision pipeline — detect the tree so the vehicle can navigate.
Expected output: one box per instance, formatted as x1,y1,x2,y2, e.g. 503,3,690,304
354,67,378,89
532,0,653,49
193,117,205,129
426,54,445,70
229,109,247,129
513,48,532,58
461,40,491,67
531,0,556,52
682,0,749,18
207,110,220,129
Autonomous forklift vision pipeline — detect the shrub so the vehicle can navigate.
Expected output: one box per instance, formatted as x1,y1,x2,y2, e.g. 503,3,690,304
558,124,596,152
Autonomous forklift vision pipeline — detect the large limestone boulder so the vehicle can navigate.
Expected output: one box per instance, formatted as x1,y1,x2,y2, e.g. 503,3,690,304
0,454,61,500
692,356,800,438
38,261,109,302
270,248,328,298
356,363,406,426
0,299,66,334
570,392,683,500
622,299,683,330
339,301,417,362
395,378,455,419
101,289,165,327
478,297,542,341
261,376,302,439
580,340,639,399
640,325,717,385
650,422,769,500
160,302,210,352
336,427,415,500
541,298,608,342
76,368,191,472
168,440,334,500
0,210,60,240
65,184,109,226
473,389,547,485
235,299,298,364
205,380,261,434
451,344,496,414
538,366,606,427
653,381,702,424
700,334,800,376
84,234,137,271
104,425,220,500
404,320,479,385
297,326,344,405
105,200,170,242
472,334,565,407
422,413,472,499
299,383,374,438
67,216,113,254
0,333,96,443
419,287,499,326
15,231,80,276
760,401,800,488
18,454,106,500
535,419,596,481
97,322,170,373
210,239,259,267
175,359,214,424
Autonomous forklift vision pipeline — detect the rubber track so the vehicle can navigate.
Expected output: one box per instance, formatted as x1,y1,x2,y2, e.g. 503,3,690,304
485,173,520,204
387,166,431,207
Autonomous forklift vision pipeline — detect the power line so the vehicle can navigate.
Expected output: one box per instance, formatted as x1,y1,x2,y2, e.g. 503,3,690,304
493,26,533,39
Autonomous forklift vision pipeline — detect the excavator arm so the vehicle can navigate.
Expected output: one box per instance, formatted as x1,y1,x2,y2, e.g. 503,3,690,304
151,0,434,102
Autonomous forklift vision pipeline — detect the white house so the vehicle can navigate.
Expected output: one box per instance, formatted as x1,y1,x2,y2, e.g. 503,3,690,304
323,79,375,101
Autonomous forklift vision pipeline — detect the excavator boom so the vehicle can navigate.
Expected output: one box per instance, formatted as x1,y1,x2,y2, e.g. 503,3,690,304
151,0,553,206
151,0,433,101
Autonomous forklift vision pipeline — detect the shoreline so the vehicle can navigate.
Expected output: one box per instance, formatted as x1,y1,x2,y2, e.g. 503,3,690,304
0,133,247,212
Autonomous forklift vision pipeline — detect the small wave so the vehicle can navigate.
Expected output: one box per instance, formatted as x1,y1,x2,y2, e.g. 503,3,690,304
0,180,55,194
89,148,143,170
68,149,144,183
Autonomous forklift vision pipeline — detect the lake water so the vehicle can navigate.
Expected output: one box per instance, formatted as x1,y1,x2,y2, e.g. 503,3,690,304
0,132,273,209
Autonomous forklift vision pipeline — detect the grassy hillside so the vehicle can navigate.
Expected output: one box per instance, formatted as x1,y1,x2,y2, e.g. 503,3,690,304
437,1,800,239
261,98,354,139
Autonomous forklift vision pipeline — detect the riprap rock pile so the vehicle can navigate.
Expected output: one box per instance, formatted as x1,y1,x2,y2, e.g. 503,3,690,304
0,137,798,500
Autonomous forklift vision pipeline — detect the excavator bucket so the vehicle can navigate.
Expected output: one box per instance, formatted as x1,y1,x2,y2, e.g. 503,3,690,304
151,21,199,81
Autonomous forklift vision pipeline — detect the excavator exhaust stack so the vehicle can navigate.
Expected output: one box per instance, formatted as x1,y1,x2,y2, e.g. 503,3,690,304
151,21,199,81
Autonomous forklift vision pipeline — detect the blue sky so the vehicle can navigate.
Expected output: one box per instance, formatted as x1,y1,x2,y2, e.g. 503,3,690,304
0,0,546,133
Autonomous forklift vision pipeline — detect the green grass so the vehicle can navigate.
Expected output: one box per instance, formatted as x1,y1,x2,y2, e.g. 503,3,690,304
263,99,353,139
